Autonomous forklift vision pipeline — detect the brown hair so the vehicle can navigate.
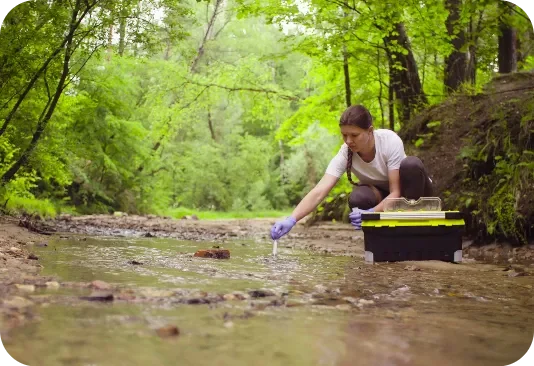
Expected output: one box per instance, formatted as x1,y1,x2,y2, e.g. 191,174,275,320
339,105,373,185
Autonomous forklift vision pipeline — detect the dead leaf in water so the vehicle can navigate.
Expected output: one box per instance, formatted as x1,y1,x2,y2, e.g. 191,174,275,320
156,325,180,338
80,291,114,302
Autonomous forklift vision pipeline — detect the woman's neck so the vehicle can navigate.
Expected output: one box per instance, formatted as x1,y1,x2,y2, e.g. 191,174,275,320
357,135,376,162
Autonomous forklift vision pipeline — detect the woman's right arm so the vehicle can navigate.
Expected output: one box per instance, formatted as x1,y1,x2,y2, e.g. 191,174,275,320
290,174,339,221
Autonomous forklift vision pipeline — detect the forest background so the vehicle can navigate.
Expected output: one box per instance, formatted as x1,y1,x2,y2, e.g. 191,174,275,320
0,0,532,242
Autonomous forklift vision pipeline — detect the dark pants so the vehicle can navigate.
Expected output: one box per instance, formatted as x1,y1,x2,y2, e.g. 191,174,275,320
348,156,433,210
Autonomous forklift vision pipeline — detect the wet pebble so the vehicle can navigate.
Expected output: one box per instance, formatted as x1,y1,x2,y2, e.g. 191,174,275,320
507,270,528,277
91,280,111,290
268,298,286,307
15,284,35,292
357,299,375,307
186,298,211,305
27,254,39,260
248,289,275,298
4,296,34,308
46,281,60,289
314,284,328,293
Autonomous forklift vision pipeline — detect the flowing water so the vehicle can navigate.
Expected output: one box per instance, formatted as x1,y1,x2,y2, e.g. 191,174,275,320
3,236,534,366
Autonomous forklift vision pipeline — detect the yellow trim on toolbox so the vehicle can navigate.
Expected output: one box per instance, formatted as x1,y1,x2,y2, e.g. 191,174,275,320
362,219,465,227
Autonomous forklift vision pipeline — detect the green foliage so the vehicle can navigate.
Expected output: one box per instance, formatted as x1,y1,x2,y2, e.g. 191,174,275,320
3,196,57,218
449,101,534,244
1,0,533,241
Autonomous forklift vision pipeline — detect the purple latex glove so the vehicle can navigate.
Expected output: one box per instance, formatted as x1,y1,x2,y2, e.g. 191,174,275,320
349,208,374,230
270,216,297,240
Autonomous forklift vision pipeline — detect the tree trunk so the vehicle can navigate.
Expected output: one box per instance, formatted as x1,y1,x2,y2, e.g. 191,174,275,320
444,0,470,93
388,64,395,131
304,147,317,188
0,46,64,138
190,0,224,73
118,5,127,57
467,44,477,83
107,24,113,61
207,106,216,141
342,43,351,107
1,0,82,185
377,47,385,128
383,22,427,125
498,6,517,74
342,2,351,108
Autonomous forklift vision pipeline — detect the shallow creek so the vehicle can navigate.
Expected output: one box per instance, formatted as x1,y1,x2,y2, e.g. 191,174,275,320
3,235,533,366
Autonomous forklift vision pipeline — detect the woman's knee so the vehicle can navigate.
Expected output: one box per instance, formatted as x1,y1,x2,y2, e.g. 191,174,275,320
348,185,378,210
400,156,424,174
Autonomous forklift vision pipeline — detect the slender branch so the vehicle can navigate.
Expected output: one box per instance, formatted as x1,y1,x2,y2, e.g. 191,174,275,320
63,43,105,90
43,69,51,101
190,0,224,73
503,2,530,22
213,18,232,39
184,79,300,101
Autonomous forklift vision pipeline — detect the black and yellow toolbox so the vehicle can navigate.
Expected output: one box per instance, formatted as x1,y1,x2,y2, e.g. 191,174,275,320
360,198,465,263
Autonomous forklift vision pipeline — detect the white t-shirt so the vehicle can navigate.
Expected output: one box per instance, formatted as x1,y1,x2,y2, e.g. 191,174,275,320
325,129,406,191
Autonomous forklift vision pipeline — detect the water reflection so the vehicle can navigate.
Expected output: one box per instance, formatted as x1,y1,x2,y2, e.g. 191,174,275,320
3,236,533,366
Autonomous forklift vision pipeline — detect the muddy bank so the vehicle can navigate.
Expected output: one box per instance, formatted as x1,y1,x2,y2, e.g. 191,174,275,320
0,217,60,331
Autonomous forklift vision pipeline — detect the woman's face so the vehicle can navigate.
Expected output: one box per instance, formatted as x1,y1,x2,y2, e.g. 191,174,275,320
340,125,372,153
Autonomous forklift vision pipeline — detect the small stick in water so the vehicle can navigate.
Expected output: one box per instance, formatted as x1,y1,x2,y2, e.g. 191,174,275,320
272,240,278,256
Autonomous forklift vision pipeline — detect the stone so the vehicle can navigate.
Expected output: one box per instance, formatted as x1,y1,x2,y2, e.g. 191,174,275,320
128,260,143,265
91,280,111,290
15,284,35,292
27,253,39,260
156,325,180,338
46,281,60,289
223,293,236,301
248,289,275,298
59,214,72,221
193,249,230,259
4,296,34,308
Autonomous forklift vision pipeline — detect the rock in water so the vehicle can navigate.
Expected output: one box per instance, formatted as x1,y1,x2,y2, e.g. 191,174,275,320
193,249,230,259
91,280,111,290
156,325,180,338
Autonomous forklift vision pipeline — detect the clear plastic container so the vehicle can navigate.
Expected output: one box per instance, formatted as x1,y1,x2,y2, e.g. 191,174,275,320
382,197,442,212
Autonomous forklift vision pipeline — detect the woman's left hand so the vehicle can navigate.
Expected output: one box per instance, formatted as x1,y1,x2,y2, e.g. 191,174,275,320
349,208,374,230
